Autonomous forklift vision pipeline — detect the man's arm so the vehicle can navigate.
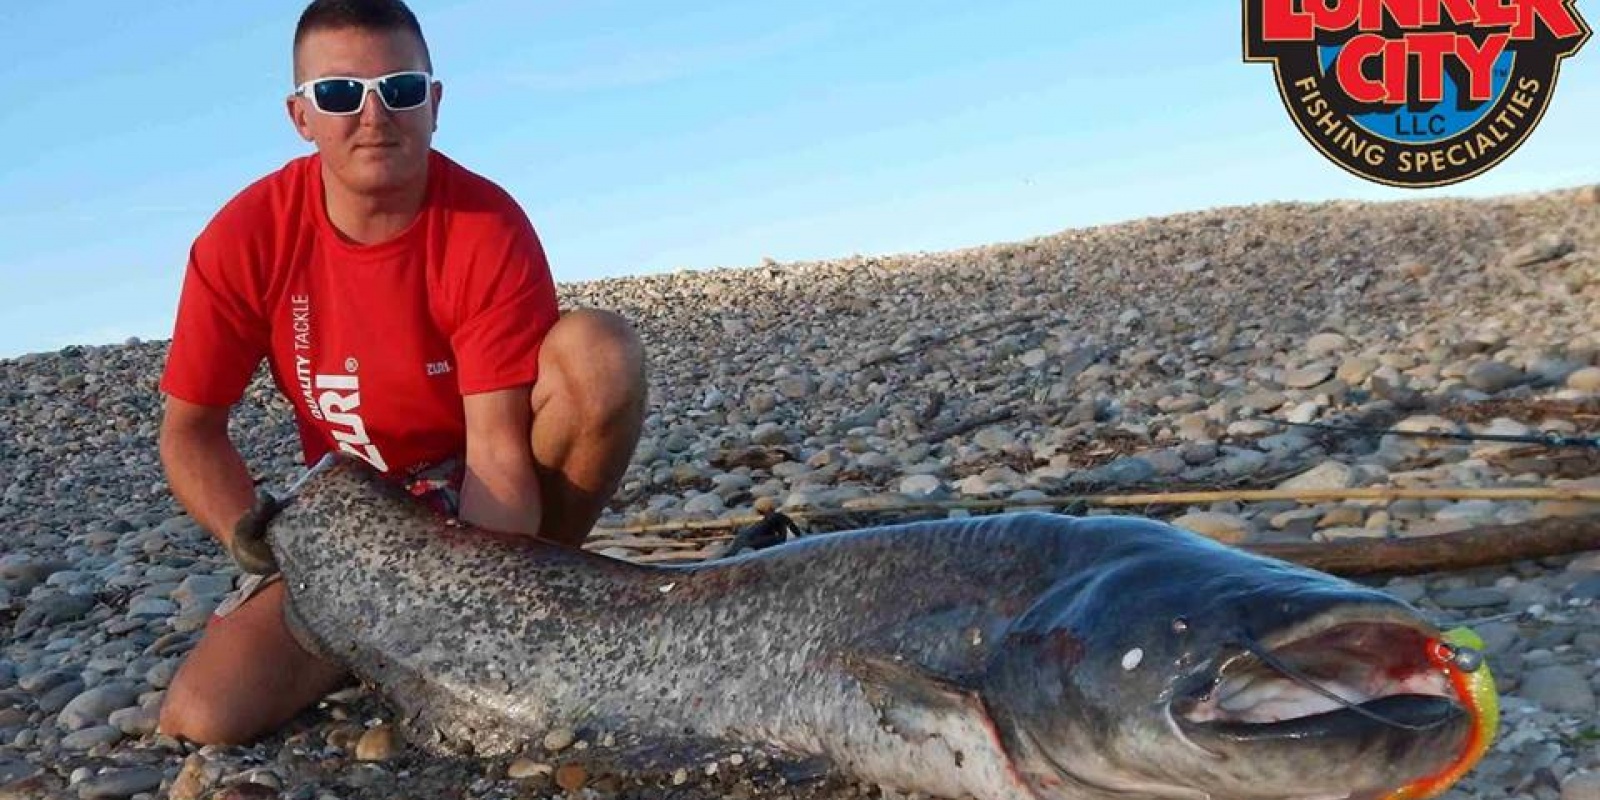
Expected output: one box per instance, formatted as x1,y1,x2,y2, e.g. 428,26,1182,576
458,386,543,537
159,396,258,549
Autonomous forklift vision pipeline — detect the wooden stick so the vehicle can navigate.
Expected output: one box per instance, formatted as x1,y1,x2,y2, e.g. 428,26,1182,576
1246,514,1600,576
592,486,1600,538
1097,486,1600,505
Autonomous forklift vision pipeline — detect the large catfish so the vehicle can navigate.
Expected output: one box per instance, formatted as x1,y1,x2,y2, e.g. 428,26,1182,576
244,455,1493,800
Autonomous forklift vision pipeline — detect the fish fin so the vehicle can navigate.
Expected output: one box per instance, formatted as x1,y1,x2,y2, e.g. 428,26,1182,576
841,653,987,746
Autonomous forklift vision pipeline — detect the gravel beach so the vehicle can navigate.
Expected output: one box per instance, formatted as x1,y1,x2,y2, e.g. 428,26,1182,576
3,185,1599,799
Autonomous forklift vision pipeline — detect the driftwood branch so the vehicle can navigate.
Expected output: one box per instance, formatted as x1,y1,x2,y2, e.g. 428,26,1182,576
859,312,1048,368
920,345,1103,444
1248,514,1600,576
925,404,1022,443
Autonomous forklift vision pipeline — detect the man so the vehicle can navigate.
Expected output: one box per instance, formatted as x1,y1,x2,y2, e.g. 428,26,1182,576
155,0,647,745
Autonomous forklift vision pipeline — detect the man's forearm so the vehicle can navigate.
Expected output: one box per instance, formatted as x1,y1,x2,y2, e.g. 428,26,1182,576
459,448,544,538
160,424,257,548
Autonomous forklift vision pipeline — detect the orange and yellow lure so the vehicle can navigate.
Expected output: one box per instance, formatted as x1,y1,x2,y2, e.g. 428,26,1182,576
1384,627,1500,800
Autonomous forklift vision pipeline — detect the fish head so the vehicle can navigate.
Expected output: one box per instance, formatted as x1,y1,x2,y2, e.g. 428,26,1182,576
983,516,1476,800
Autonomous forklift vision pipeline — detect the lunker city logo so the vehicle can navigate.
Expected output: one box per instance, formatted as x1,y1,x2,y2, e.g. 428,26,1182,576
1243,0,1590,187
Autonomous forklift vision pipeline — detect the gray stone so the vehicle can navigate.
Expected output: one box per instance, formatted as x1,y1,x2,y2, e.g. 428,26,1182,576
898,474,944,498
1336,357,1379,385
126,598,176,618
1383,581,1427,605
1568,367,1600,392
1238,390,1286,413
681,493,725,516
973,427,1015,450
37,678,87,714
1465,360,1524,393
58,684,139,731
1170,512,1251,544
61,725,123,751
1431,587,1509,609
13,592,96,635
1216,450,1269,479
1276,461,1355,491
107,706,158,737
18,667,77,694
1282,365,1333,389
169,574,235,607
1519,666,1596,714
774,375,814,399
1474,621,1521,654
1568,575,1600,601
0,757,38,784
1501,233,1573,268
0,556,71,592
1081,457,1157,487
749,423,787,446
1562,771,1600,800
75,766,163,798
1305,333,1348,358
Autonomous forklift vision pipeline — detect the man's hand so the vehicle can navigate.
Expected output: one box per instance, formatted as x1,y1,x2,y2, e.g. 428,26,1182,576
459,386,544,537
229,489,284,575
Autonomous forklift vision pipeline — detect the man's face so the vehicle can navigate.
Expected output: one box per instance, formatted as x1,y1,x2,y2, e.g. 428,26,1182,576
288,26,441,198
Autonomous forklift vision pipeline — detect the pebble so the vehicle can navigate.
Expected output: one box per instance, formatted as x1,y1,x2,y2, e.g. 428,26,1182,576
167,754,215,800
1169,512,1251,544
1282,364,1333,389
58,684,139,731
1305,333,1348,358
1277,461,1355,491
60,725,122,751
1432,588,1511,609
555,763,588,791
1567,367,1600,392
1564,772,1600,800
106,706,157,737
74,767,163,799
542,726,575,752
354,724,397,761
507,758,553,779
38,678,88,714
1519,666,1597,715
1465,361,1525,393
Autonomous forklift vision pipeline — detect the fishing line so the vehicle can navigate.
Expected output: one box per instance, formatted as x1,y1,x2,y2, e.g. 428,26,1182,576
1237,635,1441,732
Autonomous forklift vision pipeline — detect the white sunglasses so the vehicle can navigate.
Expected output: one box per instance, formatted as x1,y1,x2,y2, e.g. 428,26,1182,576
293,70,435,116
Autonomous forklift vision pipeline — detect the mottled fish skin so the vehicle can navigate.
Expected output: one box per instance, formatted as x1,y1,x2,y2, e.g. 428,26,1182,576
266,456,1473,800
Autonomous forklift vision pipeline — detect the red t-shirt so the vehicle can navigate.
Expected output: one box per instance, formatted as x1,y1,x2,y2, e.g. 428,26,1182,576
160,149,560,480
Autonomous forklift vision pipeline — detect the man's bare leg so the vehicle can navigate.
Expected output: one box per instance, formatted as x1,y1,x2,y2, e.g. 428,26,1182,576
527,308,648,547
158,579,348,745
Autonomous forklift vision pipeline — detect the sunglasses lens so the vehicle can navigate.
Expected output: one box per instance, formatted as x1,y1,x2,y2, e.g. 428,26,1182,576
311,79,365,114
379,73,430,110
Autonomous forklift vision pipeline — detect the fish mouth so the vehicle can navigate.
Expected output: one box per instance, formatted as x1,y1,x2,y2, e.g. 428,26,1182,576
1174,612,1466,742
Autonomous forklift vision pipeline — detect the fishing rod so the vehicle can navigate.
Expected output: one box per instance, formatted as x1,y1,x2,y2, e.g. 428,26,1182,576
1269,419,1599,449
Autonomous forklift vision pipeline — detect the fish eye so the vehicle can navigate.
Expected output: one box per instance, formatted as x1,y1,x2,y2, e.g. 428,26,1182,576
1171,617,1190,634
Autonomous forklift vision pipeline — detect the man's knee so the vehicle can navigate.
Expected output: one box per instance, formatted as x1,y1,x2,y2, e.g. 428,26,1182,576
541,308,647,415
158,671,254,746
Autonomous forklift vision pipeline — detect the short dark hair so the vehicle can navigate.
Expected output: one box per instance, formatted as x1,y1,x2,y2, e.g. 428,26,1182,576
293,0,433,78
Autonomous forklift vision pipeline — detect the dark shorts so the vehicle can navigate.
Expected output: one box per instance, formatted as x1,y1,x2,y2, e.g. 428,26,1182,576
401,456,466,517
211,456,466,623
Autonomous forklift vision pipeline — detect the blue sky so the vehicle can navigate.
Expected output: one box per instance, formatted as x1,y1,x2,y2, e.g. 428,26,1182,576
1,1,1595,358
